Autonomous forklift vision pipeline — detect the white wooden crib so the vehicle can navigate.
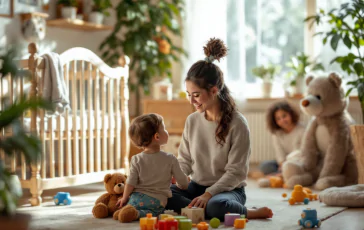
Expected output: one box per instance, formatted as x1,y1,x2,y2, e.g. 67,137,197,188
0,43,130,206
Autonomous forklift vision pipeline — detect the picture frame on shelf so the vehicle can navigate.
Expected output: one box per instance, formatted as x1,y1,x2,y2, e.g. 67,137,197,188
0,0,14,18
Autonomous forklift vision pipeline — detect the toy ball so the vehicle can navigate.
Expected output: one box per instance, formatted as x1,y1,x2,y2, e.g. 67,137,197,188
304,198,310,205
282,193,287,198
209,217,220,228
54,192,72,205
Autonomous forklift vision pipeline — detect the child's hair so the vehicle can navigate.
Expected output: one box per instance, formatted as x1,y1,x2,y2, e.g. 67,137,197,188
129,113,163,148
185,38,236,146
266,100,300,133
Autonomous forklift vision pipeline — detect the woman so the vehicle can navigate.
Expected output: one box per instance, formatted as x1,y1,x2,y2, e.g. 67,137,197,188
259,100,306,175
165,38,273,220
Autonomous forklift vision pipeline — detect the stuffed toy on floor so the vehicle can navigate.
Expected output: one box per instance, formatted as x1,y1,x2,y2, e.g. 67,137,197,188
92,173,127,218
282,72,358,190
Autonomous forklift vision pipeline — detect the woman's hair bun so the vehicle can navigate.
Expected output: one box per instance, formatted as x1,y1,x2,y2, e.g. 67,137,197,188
203,37,228,62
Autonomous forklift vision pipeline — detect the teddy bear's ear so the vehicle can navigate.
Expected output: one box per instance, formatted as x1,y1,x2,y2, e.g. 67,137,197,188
328,72,342,88
104,174,112,183
306,76,314,86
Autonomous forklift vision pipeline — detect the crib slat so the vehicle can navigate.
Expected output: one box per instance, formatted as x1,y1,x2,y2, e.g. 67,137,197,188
57,113,64,178
65,62,72,176
115,79,121,169
94,69,101,172
19,77,27,180
101,76,107,170
87,63,94,173
121,76,130,171
80,60,86,174
108,79,114,169
49,119,55,178
38,71,46,179
72,60,79,175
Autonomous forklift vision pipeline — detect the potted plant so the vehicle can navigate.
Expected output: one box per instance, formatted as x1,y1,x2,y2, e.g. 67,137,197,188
89,0,112,25
252,64,281,98
57,0,78,20
285,52,325,96
0,47,50,228
99,0,187,115
305,0,364,183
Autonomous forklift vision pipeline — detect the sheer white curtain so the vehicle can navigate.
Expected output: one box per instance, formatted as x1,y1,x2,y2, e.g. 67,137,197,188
182,0,247,104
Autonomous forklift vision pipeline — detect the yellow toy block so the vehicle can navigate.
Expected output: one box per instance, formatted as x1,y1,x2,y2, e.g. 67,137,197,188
181,207,205,224
140,213,157,230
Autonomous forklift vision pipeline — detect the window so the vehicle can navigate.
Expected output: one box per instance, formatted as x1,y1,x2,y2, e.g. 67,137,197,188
182,0,350,99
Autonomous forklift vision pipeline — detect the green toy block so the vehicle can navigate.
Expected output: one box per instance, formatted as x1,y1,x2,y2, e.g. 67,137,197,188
179,219,192,230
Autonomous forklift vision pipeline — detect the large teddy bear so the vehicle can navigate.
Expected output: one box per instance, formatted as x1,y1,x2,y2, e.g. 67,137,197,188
282,72,358,190
92,173,127,218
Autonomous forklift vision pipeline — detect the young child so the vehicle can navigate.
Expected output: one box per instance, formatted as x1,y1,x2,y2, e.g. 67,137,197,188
115,113,189,223
260,100,306,175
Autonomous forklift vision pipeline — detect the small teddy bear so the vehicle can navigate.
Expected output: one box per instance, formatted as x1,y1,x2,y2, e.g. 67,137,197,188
92,173,127,218
282,72,358,190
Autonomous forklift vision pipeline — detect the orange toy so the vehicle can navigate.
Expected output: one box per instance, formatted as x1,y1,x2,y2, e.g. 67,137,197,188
197,222,209,230
288,185,308,205
269,176,284,188
234,218,246,229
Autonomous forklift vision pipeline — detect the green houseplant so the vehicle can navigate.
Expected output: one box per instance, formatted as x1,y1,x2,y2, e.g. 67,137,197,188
285,52,324,95
305,0,364,184
0,47,50,227
252,64,281,98
89,0,112,24
99,0,187,114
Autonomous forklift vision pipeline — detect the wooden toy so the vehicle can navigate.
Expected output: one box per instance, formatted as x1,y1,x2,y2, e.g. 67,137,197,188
140,213,158,230
181,206,204,224
234,218,247,229
224,213,241,226
158,217,178,230
179,219,193,230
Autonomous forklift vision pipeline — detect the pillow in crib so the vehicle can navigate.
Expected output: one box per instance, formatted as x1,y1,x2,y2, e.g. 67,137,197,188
319,185,364,207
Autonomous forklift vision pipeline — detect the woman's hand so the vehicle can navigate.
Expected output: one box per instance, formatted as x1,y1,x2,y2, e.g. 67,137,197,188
116,197,128,208
189,192,212,208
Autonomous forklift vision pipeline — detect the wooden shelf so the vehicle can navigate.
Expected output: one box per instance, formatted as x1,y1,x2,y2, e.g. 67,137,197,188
47,19,113,31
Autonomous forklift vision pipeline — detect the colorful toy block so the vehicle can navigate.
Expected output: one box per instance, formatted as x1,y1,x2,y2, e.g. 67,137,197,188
174,215,187,222
179,219,192,230
224,213,241,226
181,206,205,224
158,217,179,230
234,218,246,229
140,213,157,230
159,214,174,220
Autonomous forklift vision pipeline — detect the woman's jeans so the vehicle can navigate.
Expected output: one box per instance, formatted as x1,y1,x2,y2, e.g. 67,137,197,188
165,180,247,221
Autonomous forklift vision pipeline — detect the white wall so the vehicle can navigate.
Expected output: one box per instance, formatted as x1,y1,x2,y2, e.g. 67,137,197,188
0,0,184,116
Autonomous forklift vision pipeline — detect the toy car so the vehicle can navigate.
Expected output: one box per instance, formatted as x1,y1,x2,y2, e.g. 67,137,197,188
54,192,72,205
298,208,321,228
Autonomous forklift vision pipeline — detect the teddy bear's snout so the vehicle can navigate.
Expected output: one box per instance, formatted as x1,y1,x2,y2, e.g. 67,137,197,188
118,184,122,187
301,100,310,107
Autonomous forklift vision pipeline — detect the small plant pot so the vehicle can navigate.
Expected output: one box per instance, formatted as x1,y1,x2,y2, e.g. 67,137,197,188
61,6,77,20
89,12,104,25
291,77,305,96
262,82,272,98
